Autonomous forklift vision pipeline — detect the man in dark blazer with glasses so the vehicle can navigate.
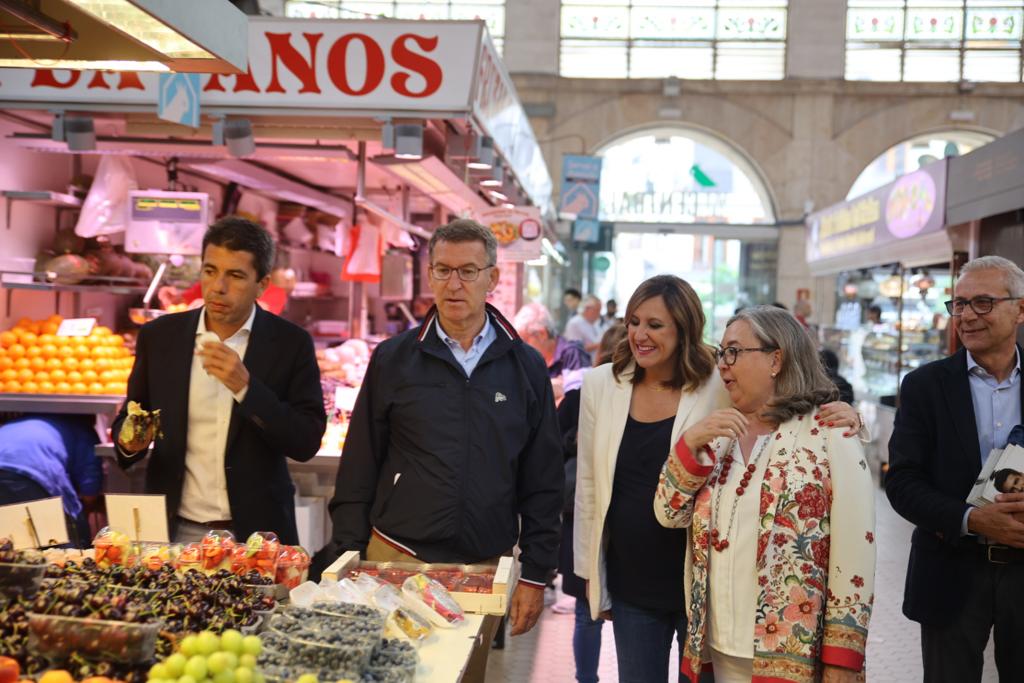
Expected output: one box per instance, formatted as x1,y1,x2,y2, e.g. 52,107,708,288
887,255,1024,682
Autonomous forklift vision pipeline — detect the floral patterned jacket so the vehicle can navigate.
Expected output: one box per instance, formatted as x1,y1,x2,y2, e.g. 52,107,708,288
654,412,876,683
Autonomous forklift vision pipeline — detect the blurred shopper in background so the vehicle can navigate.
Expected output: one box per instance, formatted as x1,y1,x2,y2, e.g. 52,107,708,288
515,302,592,402
565,295,605,354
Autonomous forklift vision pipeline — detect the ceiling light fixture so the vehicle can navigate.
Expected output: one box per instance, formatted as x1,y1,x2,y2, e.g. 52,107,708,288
0,0,246,73
467,136,495,170
64,115,95,151
213,118,255,158
394,123,423,160
479,160,504,187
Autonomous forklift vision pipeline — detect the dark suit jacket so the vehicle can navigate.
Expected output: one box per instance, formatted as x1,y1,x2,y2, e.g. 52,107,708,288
885,346,1024,625
111,306,326,545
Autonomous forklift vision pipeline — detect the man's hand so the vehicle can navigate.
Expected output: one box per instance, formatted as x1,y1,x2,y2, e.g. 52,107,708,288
967,496,1024,547
994,492,1024,526
117,416,155,453
197,341,250,395
823,664,864,682
508,584,544,636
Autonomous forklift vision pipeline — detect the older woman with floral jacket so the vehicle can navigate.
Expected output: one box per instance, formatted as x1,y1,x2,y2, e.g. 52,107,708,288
655,305,875,683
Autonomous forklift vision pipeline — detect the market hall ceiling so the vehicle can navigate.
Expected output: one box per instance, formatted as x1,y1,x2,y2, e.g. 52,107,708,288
0,0,247,74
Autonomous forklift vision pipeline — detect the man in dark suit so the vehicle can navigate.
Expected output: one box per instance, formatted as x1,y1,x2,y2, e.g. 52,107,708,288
887,255,1024,682
113,217,325,545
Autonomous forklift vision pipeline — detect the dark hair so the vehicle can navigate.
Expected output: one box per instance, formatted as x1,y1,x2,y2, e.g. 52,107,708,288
727,306,838,424
611,275,716,392
606,299,617,306
564,288,582,300
993,468,1023,492
771,302,788,310
868,305,882,316
820,348,840,374
428,218,497,266
202,216,275,280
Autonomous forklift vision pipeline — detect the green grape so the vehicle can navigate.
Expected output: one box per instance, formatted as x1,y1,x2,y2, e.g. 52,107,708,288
296,674,318,683
222,652,239,671
178,676,197,683
213,670,236,683
238,654,256,670
207,652,228,676
234,666,254,683
149,664,170,680
165,653,188,679
197,631,221,656
241,635,262,657
251,672,264,683
185,655,208,681
220,629,244,655
179,635,199,658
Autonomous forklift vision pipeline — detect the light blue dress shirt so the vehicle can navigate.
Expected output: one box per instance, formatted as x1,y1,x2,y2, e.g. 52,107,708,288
961,349,1022,536
436,315,496,377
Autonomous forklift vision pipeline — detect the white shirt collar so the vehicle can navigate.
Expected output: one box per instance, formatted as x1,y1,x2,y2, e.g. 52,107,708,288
198,304,257,340
966,347,1021,380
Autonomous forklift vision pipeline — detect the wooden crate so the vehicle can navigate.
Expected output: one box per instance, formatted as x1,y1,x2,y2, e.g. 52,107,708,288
322,551,516,616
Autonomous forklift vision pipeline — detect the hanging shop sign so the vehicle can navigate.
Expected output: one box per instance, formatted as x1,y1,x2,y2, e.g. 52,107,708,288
806,160,947,264
946,127,1024,225
477,206,543,262
559,155,603,220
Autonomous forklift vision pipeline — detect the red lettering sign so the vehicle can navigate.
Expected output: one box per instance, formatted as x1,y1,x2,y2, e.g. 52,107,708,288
391,34,442,98
327,34,385,96
265,32,322,94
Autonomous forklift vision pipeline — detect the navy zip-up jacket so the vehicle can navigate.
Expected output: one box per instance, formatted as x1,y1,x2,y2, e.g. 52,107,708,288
327,304,564,586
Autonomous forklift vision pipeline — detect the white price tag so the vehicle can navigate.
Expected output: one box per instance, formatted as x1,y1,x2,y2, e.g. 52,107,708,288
334,386,360,413
57,317,96,337
0,497,69,549
105,494,170,543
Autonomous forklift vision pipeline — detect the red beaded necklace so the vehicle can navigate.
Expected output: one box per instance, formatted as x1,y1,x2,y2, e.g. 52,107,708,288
709,433,774,552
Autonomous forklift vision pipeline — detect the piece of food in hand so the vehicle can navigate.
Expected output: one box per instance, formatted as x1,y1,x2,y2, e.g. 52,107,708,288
195,331,220,353
118,400,161,449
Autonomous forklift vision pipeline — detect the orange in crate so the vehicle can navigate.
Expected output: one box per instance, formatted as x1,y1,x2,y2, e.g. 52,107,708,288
0,331,15,348
7,344,24,359
2,380,19,393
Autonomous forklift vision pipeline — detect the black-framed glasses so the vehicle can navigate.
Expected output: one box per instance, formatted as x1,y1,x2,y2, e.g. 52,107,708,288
944,296,1020,316
715,346,777,366
429,263,495,282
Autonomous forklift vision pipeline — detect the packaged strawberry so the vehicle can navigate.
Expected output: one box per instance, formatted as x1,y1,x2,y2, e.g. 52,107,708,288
275,545,310,589
232,531,280,580
199,529,235,573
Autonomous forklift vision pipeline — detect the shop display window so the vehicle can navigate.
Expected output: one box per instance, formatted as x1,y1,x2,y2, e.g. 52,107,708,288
846,1,1024,83
559,0,788,79
822,265,951,404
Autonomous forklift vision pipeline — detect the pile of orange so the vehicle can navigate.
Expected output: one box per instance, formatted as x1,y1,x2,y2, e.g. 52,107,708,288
0,315,132,395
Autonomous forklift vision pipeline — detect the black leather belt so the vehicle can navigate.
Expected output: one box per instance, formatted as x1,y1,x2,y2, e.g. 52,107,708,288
176,516,233,530
969,544,1024,565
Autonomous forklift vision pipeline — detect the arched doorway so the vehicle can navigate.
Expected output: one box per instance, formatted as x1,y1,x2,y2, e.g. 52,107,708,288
587,126,779,340
847,129,995,199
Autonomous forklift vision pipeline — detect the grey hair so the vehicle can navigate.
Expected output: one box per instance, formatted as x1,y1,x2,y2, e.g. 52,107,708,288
513,302,557,338
428,218,498,266
582,295,601,309
726,305,838,425
959,255,1024,297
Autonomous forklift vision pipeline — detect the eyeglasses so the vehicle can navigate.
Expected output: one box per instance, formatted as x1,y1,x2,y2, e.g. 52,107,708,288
429,263,495,282
944,296,1020,316
714,346,777,366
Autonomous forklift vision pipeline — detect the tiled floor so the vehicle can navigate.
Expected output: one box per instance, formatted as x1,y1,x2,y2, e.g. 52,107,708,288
486,488,998,682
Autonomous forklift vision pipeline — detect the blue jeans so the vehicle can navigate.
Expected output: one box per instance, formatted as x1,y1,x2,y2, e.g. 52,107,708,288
574,597,604,683
611,598,687,683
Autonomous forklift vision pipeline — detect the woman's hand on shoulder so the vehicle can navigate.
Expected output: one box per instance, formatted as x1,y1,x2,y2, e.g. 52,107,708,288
816,401,863,438
823,664,864,682
682,408,749,453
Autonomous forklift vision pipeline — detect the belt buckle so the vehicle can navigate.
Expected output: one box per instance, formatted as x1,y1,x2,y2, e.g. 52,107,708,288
987,545,1009,565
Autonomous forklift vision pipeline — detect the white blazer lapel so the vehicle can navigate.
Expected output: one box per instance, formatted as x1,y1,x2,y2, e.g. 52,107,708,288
604,373,634,485
670,385,702,447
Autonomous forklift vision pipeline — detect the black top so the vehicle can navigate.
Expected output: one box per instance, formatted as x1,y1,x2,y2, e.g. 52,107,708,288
605,414,686,612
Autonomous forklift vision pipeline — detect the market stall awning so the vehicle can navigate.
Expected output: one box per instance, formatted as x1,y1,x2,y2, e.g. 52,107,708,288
0,17,553,211
0,0,248,73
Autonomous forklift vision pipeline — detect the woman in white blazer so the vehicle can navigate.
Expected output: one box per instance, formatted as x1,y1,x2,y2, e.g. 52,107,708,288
574,277,859,683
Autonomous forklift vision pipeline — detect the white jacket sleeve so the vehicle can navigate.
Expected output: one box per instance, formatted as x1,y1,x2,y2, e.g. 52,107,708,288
572,371,598,580
822,428,876,672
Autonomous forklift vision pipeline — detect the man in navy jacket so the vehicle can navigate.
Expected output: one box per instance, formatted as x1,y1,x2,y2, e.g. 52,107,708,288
887,255,1024,682
327,219,562,678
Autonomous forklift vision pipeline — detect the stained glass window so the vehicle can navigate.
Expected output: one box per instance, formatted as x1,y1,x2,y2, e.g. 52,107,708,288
560,1,788,79
846,1,1024,81
284,1,506,52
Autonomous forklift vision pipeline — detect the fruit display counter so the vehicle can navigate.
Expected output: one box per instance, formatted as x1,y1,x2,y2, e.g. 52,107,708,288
0,536,500,683
0,316,132,401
